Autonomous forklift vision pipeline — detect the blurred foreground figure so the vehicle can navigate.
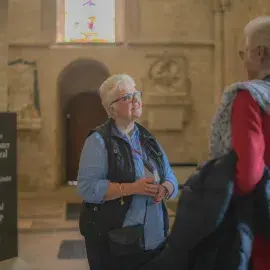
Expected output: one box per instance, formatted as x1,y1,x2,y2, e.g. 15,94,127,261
139,16,270,270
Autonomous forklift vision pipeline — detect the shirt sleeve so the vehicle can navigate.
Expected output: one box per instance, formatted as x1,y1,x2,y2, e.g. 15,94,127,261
158,142,179,199
77,132,110,204
231,90,265,194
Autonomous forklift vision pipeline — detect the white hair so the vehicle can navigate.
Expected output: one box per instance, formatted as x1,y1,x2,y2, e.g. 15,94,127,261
99,74,136,109
244,16,270,49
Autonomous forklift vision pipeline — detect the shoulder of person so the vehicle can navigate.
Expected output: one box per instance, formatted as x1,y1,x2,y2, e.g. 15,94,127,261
235,89,258,104
85,131,106,148
135,122,155,138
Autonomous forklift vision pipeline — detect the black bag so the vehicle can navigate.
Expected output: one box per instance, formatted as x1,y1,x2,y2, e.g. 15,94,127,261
107,163,153,256
108,224,145,256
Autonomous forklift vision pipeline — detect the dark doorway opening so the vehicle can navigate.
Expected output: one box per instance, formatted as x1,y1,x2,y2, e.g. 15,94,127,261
58,58,109,185
65,92,107,184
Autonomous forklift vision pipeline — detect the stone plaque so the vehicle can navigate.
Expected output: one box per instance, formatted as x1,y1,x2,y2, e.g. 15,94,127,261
0,113,17,261
142,52,192,132
148,107,185,131
8,59,41,130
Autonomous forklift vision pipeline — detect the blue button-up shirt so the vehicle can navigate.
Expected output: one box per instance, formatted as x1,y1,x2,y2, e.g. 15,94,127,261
77,125,179,250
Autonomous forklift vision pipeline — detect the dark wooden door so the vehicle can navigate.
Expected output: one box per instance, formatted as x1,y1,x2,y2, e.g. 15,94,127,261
65,91,107,183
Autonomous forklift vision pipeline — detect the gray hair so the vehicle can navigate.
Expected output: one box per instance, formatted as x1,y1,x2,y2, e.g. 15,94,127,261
244,16,270,49
99,74,136,110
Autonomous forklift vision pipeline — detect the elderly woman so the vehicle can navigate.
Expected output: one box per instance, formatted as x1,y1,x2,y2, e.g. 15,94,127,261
211,16,270,270
77,74,178,270
208,16,270,270
138,16,270,270
235,16,270,269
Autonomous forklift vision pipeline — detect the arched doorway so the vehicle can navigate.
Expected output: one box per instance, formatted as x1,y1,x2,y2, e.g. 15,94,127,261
58,58,109,185
65,92,107,184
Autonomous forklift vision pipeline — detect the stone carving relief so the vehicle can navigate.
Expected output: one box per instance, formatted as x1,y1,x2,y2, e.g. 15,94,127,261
8,59,41,130
141,52,192,132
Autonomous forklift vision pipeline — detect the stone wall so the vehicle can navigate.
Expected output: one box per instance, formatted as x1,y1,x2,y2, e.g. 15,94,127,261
6,0,270,190
0,0,8,111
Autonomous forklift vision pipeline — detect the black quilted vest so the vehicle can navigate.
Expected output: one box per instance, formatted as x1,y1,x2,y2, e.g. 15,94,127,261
79,119,169,246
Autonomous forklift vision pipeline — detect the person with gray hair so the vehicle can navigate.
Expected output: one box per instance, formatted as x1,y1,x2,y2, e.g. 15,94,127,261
77,73,178,270
210,16,270,270
137,16,270,270
239,16,270,80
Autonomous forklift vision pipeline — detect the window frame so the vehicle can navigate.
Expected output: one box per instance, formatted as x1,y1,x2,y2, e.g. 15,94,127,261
56,0,126,44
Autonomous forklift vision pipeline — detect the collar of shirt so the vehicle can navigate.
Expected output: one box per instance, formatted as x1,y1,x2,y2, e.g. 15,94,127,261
112,123,140,142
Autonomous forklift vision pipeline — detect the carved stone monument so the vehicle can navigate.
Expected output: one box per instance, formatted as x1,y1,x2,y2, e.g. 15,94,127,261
8,59,41,130
142,52,192,131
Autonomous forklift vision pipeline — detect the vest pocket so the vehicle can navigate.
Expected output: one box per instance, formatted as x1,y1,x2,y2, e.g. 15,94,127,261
79,203,105,241
79,202,121,244
113,148,124,172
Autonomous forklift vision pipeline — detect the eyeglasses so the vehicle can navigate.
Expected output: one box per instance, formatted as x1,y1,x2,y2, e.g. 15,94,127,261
110,91,142,106
239,47,259,60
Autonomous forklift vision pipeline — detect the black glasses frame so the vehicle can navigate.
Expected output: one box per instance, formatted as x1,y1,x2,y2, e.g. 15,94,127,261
109,90,142,106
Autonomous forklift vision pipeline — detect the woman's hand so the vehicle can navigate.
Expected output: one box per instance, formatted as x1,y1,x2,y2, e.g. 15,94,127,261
154,185,167,203
133,178,159,197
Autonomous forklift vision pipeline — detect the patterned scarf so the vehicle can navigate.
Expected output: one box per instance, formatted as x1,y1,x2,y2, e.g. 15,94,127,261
210,80,270,159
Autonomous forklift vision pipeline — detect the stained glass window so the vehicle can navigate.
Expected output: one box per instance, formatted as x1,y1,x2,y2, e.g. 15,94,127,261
62,0,115,43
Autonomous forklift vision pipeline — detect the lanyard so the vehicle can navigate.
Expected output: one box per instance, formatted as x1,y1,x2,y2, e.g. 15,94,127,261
129,137,144,158
131,144,155,174
131,146,143,158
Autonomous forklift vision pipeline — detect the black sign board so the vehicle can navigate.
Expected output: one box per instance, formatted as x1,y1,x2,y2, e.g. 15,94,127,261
0,113,17,261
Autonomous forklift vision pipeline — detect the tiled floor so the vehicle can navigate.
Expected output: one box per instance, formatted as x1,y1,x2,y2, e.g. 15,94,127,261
17,188,177,270
19,231,89,270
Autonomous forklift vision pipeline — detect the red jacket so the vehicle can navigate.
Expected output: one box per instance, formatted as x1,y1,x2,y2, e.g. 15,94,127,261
232,90,270,270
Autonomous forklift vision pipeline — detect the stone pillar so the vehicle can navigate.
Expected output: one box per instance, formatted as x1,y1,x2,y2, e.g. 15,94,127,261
213,0,232,107
213,1,226,107
0,0,8,111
